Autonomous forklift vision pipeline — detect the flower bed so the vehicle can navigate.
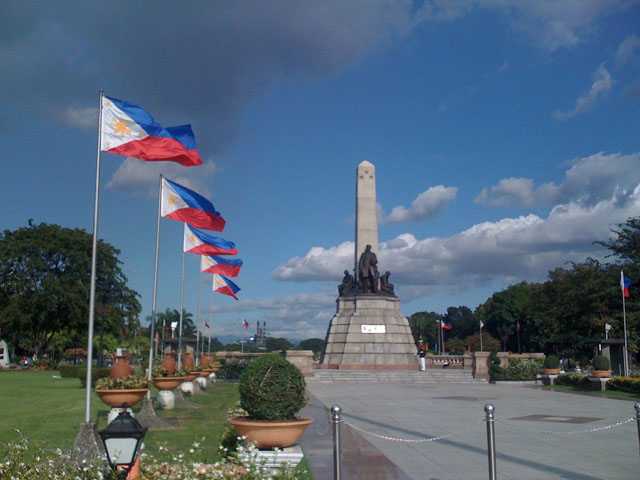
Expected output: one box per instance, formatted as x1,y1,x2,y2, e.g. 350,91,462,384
608,376,640,394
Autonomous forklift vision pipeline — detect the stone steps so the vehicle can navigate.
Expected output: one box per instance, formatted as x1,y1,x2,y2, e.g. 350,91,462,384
307,368,487,384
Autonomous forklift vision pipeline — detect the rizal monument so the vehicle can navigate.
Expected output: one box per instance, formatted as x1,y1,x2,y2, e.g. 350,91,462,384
320,161,417,370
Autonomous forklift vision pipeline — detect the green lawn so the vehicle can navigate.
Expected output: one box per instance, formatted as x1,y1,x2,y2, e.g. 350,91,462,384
0,370,238,460
0,370,313,478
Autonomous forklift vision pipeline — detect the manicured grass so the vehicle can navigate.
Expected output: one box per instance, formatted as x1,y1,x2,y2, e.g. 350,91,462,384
544,383,640,399
0,370,238,461
0,371,315,478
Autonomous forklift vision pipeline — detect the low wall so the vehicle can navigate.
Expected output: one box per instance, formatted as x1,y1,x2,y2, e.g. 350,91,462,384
213,350,314,376
424,352,544,379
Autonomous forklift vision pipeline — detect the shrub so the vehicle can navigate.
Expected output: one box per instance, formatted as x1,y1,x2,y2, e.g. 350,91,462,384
95,374,150,390
556,372,588,386
592,355,610,371
59,364,83,378
238,354,306,420
608,376,640,394
544,355,559,369
504,358,543,380
78,367,111,388
218,359,249,380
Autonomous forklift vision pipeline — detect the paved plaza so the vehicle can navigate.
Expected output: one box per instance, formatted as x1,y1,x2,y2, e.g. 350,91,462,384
300,379,639,480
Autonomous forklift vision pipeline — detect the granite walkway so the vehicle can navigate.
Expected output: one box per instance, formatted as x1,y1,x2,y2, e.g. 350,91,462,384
301,379,639,480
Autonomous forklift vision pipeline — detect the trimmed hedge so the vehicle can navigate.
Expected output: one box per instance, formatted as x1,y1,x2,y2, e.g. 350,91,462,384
608,377,640,394
544,355,559,369
238,354,306,420
217,359,249,380
555,373,590,387
592,355,610,371
58,365,84,378
78,367,111,388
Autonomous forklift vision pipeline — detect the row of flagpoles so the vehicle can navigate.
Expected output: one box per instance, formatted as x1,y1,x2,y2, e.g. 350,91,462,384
84,91,243,423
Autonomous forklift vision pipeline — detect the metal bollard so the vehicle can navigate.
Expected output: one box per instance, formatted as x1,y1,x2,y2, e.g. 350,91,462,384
330,405,343,480
635,402,640,456
484,403,497,480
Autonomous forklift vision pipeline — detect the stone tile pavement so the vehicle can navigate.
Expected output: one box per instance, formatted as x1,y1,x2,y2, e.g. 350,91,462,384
301,380,639,480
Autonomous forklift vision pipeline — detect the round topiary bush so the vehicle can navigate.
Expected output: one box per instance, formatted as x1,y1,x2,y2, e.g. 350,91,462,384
592,355,610,371
238,354,307,420
544,355,559,369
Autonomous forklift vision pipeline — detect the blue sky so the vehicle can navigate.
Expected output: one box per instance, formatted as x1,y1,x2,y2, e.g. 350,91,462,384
2,1,639,343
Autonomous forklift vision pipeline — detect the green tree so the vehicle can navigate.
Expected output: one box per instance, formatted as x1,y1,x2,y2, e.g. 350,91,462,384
297,338,325,356
146,308,196,339
408,311,441,347
476,283,533,352
443,306,476,340
596,217,640,264
0,223,140,358
265,337,293,352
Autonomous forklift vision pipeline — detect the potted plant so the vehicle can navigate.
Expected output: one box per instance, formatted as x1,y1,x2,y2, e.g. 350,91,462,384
152,366,189,390
591,355,612,378
228,353,312,449
543,355,560,375
95,375,150,407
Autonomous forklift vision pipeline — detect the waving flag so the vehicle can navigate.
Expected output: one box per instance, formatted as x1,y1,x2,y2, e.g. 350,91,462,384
621,271,632,298
242,318,249,329
480,320,484,329
213,274,240,300
201,255,243,277
162,178,226,231
204,320,210,328
442,321,453,330
101,96,202,166
184,224,237,256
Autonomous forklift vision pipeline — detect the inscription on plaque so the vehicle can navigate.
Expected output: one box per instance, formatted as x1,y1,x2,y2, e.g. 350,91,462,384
361,325,385,334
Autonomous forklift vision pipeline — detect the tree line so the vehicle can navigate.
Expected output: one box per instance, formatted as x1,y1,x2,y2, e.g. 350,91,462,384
409,218,640,362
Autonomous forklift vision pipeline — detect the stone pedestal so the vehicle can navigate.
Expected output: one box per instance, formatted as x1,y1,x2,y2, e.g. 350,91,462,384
589,377,610,391
156,390,175,410
196,376,208,389
540,374,558,386
107,406,133,424
208,372,217,382
286,350,314,376
320,295,417,370
180,381,194,396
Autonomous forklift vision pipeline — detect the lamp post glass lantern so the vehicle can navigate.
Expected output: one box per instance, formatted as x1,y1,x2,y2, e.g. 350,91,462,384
98,406,147,477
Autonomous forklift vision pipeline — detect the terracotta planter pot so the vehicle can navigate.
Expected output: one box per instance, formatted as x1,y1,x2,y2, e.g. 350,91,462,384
95,389,148,407
161,352,176,374
111,355,133,379
152,376,188,390
228,416,313,449
183,352,194,368
185,373,198,382
198,370,210,377
591,370,612,378
543,368,560,375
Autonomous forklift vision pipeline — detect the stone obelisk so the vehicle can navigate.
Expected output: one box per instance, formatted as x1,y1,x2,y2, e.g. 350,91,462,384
355,160,378,272
320,161,418,370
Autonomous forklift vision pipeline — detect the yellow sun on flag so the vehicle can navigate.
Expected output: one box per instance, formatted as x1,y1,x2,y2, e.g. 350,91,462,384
189,235,196,244
110,118,133,137
167,195,178,206
216,278,223,285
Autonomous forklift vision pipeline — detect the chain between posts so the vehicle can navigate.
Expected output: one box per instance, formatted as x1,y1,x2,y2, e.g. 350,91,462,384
343,419,484,443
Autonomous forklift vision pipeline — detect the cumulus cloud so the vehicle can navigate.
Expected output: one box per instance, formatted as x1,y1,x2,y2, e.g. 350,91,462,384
476,151,640,207
614,33,640,67
62,106,98,128
106,158,219,197
384,186,457,224
553,64,612,119
273,152,640,302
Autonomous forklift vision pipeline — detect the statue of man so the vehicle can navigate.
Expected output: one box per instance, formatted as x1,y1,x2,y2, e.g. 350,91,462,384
380,271,395,295
339,269,356,296
358,244,379,294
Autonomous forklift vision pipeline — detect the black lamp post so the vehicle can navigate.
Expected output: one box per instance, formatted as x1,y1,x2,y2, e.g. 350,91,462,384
98,405,147,479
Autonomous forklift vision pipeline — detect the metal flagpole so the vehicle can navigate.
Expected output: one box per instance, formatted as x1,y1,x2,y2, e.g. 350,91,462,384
84,89,104,423
208,277,214,355
146,174,163,399
480,321,484,353
177,238,186,369
195,268,202,366
622,270,629,377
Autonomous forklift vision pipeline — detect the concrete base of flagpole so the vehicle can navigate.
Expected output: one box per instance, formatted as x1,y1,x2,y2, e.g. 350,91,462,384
66,422,107,469
192,379,203,395
173,388,201,409
136,398,174,430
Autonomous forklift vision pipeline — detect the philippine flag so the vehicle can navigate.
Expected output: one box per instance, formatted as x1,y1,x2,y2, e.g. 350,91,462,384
162,178,226,231
100,96,202,166
242,318,249,329
184,224,237,256
442,321,453,330
201,255,243,277
213,274,240,300
621,270,632,298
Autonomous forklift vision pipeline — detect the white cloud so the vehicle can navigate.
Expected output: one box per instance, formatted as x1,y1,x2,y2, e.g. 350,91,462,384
106,158,218,197
553,64,612,119
476,152,640,207
385,186,457,224
62,106,98,128
272,153,640,302
615,33,640,67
